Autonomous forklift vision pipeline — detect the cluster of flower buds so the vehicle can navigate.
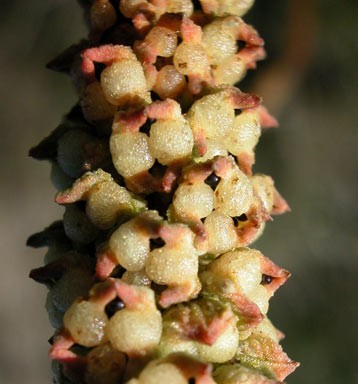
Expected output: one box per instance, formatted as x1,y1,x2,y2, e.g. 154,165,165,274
29,1,299,383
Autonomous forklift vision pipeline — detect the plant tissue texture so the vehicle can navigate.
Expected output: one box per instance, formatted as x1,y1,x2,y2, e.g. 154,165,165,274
28,1,299,383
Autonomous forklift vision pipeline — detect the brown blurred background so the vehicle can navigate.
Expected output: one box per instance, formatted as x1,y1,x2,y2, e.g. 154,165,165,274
0,0,356,383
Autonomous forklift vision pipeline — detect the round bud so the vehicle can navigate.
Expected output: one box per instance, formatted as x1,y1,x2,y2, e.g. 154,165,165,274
133,360,187,384
106,288,162,354
122,270,151,286
64,299,108,347
146,27,178,57
107,308,162,354
196,322,239,363
101,60,150,107
81,81,117,125
154,66,186,100
195,139,228,163
204,211,238,255
85,344,126,384
50,162,74,191
187,92,235,139
57,130,95,178
214,168,253,216
90,0,117,32
251,175,275,213
86,181,133,229
225,112,261,156
212,55,247,86
174,42,210,77
50,267,93,313
149,118,193,165
202,19,238,65
173,183,214,219
205,0,255,17
110,132,155,178
146,227,198,286
109,219,151,271
63,205,99,244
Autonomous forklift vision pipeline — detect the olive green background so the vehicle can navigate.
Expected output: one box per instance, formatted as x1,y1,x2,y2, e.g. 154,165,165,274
0,0,356,383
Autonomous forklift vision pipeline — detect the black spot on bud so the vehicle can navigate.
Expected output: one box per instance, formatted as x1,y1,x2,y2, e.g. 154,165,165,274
261,274,273,285
139,119,153,136
150,238,165,251
150,91,161,102
205,172,220,190
237,40,246,50
105,298,125,318
233,214,248,226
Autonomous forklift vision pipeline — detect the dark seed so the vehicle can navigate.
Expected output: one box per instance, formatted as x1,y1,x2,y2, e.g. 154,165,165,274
105,298,125,318
261,274,273,285
235,109,243,116
139,119,153,135
150,238,165,251
238,40,246,50
238,213,248,221
233,214,248,226
110,265,125,279
205,172,220,190
150,91,161,102
189,378,196,384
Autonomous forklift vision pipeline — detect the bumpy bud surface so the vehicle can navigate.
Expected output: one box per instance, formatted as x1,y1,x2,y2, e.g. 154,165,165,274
106,283,162,355
85,344,126,384
29,1,298,383
64,298,109,347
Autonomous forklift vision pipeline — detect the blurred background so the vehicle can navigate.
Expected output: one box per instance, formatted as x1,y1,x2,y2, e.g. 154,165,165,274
0,0,356,383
